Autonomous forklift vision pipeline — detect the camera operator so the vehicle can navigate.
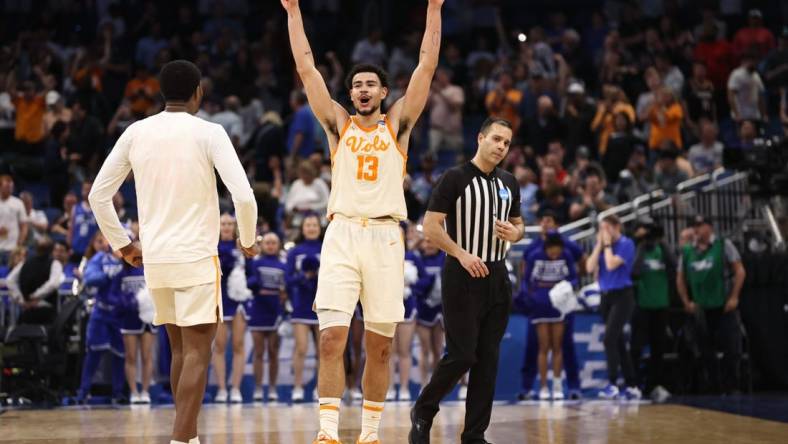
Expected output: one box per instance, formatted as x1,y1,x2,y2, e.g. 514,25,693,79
631,220,675,398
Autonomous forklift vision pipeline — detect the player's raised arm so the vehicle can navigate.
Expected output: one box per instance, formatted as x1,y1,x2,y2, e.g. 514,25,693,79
281,0,347,138
389,0,443,141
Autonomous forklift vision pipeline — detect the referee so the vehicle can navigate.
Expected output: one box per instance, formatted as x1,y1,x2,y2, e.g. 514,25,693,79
410,117,525,444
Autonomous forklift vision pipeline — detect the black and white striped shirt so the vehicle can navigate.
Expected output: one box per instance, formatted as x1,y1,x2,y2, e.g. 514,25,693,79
427,162,521,262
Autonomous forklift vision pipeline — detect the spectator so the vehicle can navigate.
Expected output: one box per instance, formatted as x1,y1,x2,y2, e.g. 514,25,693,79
603,112,641,185
693,7,727,42
0,175,28,266
569,167,616,221
514,165,539,225
654,146,689,193
485,72,523,133
53,240,76,300
67,98,105,180
561,82,597,159
51,192,78,240
352,30,387,66
732,9,775,61
520,95,563,157
544,141,569,184
12,80,47,152
693,22,735,91
688,121,724,175
285,161,330,227
6,236,62,324
411,154,441,210
247,112,286,183
537,183,571,225
42,91,72,136
636,67,662,127
648,87,683,151
683,61,717,137
654,52,684,97
763,28,788,92
123,67,160,118
592,84,635,157
631,221,675,397
211,95,244,148
286,90,317,163
428,68,464,158
135,22,169,70
727,52,766,123
67,180,99,262
615,148,655,202
586,214,640,400
733,119,758,150
677,216,746,394
19,191,47,245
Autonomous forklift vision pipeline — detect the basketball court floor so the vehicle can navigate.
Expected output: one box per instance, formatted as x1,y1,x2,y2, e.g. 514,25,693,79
3,398,788,443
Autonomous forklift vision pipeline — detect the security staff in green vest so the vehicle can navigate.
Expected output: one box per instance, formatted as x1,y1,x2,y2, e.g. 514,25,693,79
631,221,675,397
676,215,747,394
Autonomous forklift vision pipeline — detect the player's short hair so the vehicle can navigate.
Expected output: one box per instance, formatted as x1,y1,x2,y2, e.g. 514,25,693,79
345,64,389,90
159,60,202,102
479,117,513,135
545,232,564,249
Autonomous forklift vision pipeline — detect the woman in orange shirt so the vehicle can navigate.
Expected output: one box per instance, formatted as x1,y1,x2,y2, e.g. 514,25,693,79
647,87,683,150
591,84,635,155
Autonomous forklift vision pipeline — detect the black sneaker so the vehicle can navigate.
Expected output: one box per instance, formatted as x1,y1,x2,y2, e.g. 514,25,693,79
408,408,432,444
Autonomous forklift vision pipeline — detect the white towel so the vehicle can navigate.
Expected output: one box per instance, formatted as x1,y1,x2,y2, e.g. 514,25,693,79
549,280,579,314
227,265,252,302
136,287,155,324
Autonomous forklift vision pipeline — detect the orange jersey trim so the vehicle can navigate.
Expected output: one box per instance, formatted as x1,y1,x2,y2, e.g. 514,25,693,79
213,256,221,322
384,117,408,176
351,116,378,133
331,118,352,163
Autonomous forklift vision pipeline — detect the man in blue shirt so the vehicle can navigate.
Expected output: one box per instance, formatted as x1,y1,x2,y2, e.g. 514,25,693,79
587,214,640,400
286,90,317,161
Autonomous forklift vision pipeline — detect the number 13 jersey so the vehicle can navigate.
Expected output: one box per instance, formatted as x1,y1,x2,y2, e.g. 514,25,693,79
327,115,408,221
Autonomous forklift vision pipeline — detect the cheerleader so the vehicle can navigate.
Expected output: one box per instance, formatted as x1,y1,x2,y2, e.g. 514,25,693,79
286,213,322,402
246,232,286,402
416,237,446,391
212,213,250,403
523,233,578,400
115,241,157,404
77,232,126,403
388,223,431,402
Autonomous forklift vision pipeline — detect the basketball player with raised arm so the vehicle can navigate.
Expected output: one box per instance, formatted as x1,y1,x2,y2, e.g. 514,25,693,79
281,1,443,443
89,60,257,444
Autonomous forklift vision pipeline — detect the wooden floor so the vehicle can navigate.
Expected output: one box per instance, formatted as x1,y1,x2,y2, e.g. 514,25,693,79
2,400,788,443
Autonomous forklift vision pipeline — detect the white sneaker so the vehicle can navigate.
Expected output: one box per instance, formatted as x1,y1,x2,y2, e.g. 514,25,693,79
552,380,564,400
386,388,396,401
268,388,279,402
215,388,228,403
624,386,642,401
458,385,468,400
351,388,363,401
130,393,141,404
230,388,243,403
539,387,551,400
139,391,151,404
292,387,304,402
253,387,264,402
399,388,411,402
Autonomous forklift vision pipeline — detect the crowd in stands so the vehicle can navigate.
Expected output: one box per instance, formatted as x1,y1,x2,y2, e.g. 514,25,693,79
0,0,782,403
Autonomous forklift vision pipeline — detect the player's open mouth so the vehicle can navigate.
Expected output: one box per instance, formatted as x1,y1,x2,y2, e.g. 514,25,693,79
360,97,371,105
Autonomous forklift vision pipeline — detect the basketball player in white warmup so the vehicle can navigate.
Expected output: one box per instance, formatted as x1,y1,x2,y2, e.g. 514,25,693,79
89,60,258,444
281,0,443,442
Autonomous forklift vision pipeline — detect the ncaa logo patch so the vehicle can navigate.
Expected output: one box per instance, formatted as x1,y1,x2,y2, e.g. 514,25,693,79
498,188,510,200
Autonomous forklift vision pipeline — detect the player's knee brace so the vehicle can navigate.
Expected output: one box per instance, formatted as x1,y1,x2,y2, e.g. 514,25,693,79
317,309,352,331
364,321,397,338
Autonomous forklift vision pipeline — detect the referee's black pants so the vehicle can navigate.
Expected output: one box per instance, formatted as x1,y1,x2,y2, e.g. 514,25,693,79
414,258,511,443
